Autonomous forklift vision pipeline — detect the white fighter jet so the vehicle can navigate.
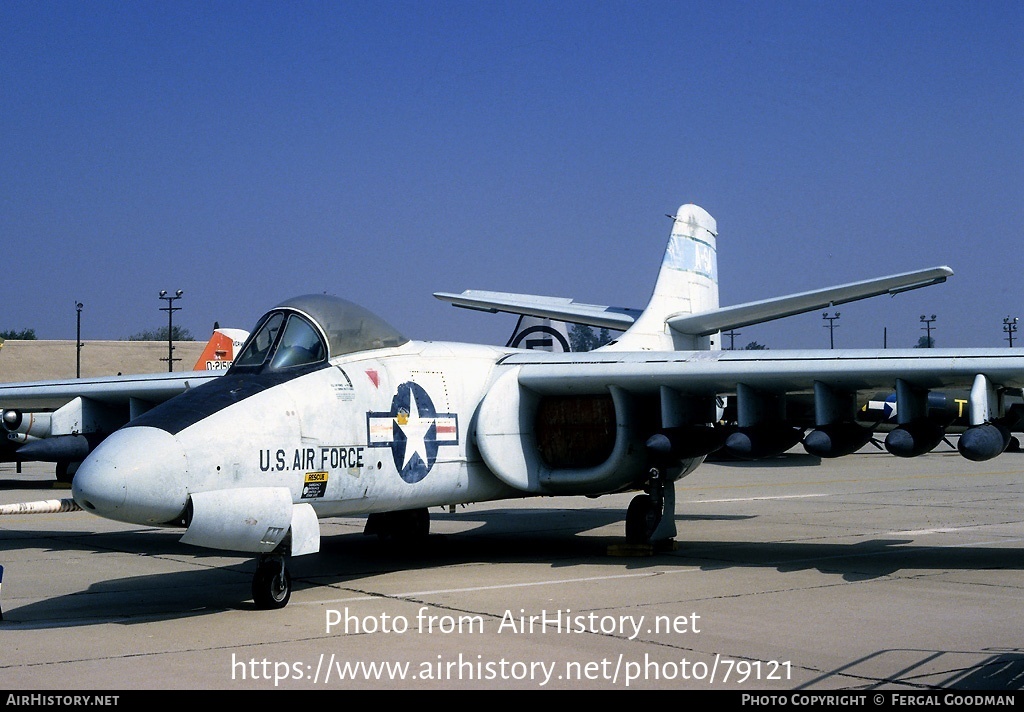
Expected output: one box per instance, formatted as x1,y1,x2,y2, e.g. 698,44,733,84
3,204,1022,609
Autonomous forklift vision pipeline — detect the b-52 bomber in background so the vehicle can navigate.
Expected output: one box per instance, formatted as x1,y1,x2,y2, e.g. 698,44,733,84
0,327,248,481
2,203,1023,609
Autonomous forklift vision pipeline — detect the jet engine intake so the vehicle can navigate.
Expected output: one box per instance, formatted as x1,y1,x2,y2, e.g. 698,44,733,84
475,367,646,494
2,410,52,439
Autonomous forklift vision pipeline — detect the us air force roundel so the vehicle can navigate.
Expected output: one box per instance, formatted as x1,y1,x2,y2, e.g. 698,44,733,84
366,382,459,483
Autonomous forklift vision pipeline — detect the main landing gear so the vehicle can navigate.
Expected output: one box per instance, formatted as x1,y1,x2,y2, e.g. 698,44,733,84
252,554,291,610
625,466,677,547
621,437,679,551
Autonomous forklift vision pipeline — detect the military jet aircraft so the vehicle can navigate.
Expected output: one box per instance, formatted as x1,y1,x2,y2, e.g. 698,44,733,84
3,204,1023,609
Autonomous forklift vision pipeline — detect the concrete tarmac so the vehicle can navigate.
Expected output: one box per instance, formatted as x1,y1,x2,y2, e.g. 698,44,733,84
1,447,1022,691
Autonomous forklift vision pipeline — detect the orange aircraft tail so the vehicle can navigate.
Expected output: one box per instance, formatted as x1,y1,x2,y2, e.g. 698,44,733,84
193,328,249,371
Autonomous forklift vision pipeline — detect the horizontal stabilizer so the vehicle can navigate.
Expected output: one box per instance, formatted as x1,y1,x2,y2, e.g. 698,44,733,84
433,290,639,330
668,265,953,337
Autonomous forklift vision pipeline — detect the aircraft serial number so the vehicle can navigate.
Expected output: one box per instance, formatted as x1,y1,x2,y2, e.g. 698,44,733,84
259,446,365,473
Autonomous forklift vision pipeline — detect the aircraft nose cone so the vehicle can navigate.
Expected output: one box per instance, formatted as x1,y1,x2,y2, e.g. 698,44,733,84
73,426,189,525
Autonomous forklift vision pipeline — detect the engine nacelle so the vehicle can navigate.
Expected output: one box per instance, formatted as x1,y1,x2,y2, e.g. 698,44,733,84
725,424,803,460
475,367,647,495
803,423,874,458
957,422,1011,462
2,410,52,439
884,421,945,458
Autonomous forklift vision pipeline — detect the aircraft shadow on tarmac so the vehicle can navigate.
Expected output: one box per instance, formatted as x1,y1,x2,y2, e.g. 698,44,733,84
3,504,1024,628
798,648,1024,690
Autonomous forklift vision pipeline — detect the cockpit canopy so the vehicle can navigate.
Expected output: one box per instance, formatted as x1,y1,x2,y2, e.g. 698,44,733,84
230,294,408,373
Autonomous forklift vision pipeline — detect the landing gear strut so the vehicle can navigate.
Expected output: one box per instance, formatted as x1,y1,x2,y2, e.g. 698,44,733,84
252,554,291,609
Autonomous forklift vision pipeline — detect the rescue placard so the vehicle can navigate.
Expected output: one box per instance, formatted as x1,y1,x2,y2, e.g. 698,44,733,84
302,471,328,499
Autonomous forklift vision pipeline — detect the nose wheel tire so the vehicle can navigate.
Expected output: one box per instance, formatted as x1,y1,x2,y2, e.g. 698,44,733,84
252,556,291,609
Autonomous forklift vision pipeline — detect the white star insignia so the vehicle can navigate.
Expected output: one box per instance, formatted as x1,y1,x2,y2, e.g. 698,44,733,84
397,389,434,470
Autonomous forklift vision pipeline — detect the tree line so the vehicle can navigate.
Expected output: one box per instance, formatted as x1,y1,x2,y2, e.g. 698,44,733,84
0,326,194,341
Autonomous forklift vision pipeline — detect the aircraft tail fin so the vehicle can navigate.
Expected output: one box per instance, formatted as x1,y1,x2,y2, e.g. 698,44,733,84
603,204,719,352
192,327,250,371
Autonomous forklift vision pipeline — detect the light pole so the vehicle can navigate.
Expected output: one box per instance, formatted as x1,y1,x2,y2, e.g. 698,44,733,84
75,302,83,378
822,311,840,349
1004,316,1019,347
920,314,937,348
159,290,184,372
724,329,741,350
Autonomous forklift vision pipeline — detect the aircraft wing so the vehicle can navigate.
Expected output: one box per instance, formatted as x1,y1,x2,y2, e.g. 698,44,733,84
432,290,640,330
0,371,220,411
504,347,1024,395
0,370,222,473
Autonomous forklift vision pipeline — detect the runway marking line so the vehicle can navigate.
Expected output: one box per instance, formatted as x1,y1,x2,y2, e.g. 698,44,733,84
296,567,703,607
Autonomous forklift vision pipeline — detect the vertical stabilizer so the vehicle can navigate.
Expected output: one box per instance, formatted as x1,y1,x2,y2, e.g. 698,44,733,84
605,204,719,351
193,328,250,371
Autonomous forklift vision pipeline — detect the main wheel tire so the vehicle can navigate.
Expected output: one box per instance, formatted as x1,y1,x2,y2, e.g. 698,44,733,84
252,560,291,609
625,494,660,544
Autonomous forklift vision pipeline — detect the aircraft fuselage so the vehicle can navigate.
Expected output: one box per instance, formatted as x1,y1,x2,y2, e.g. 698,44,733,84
72,341,527,529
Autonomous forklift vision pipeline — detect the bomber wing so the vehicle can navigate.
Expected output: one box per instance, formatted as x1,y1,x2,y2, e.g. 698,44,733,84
0,370,221,477
0,370,220,411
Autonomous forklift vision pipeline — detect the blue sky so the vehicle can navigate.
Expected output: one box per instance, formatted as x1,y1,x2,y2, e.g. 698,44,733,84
2,1,1021,351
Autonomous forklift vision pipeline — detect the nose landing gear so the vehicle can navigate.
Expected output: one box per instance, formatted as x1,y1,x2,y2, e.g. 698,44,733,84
253,554,291,609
